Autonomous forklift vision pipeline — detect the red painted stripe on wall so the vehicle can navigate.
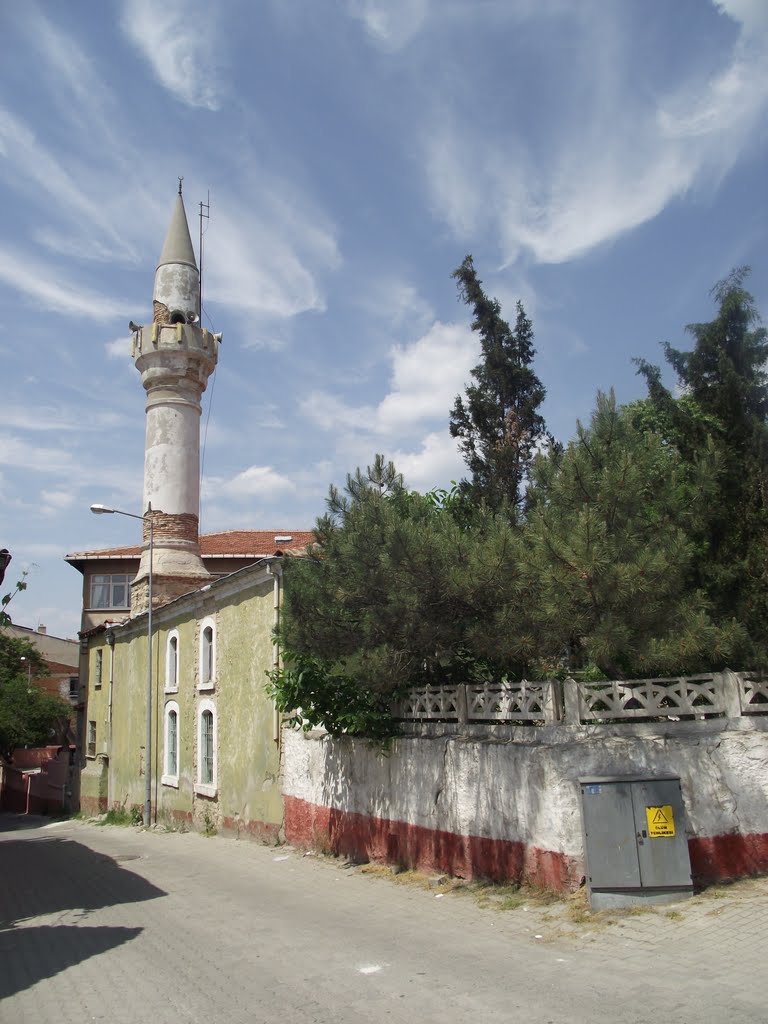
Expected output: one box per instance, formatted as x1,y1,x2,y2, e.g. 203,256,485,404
688,832,768,884
284,795,580,890
285,796,768,890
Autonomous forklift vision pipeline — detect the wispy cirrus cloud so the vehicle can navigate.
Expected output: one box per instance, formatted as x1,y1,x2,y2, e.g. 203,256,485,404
346,0,429,50
0,434,75,473
120,0,225,109
0,109,134,259
203,176,340,324
0,246,133,319
422,2,768,266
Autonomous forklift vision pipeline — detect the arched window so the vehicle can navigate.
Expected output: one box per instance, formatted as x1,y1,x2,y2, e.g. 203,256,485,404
162,701,180,787
195,699,217,797
198,616,216,690
165,630,180,693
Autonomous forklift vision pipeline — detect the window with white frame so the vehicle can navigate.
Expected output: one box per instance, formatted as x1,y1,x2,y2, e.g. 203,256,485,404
198,617,216,690
89,574,130,609
162,701,180,787
165,631,179,693
94,649,103,689
87,721,96,757
195,699,217,797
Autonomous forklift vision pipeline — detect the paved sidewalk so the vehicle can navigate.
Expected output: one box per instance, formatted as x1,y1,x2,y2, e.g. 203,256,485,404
1,814,765,1023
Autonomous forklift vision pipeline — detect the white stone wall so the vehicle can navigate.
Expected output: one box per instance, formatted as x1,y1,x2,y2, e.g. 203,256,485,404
282,718,768,861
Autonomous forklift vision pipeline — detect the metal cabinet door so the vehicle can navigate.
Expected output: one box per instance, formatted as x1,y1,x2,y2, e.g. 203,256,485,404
630,779,692,888
581,781,641,889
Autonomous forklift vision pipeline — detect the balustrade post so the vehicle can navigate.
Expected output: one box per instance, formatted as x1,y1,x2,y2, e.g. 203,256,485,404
545,679,563,723
456,684,468,726
720,668,744,719
563,677,581,725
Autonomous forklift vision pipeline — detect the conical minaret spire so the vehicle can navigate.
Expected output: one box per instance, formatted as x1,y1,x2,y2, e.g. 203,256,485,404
153,190,200,327
128,187,221,614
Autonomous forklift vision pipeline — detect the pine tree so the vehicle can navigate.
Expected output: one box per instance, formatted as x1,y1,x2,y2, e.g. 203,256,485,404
450,255,548,516
635,267,768,644
274,456,529,734
523,391,746,678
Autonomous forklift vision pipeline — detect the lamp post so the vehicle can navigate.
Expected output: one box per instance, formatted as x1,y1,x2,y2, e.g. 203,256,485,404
90,502,161,827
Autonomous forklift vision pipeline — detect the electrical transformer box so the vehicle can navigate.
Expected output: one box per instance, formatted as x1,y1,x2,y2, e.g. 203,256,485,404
579,775,693,910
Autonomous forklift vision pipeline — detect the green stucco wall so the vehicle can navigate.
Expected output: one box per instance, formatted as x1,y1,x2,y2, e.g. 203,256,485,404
92,569,282,839
79,641,111,814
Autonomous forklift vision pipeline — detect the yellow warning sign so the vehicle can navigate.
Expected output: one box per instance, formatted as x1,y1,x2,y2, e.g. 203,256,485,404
646,805,675,838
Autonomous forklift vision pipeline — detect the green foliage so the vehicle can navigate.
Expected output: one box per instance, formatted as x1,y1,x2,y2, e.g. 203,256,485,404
100,804,143,827
272,271,768,733
523,391,747,677
0,570,29,627
0,634,71,763
635,267,768,648
268,651,400,742
281,456,527,694
450,255,550,516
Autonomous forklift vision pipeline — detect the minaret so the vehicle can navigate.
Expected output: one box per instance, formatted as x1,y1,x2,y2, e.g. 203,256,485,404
129,184,220,613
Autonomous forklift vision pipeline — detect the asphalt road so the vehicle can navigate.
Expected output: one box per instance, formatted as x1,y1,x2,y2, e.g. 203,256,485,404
1,815,765,1023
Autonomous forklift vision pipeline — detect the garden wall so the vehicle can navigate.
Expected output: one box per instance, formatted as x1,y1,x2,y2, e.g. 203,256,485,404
282,672,768,889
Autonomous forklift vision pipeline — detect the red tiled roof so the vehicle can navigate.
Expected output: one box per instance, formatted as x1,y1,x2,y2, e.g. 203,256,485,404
66,529,315,562
201,530,316,556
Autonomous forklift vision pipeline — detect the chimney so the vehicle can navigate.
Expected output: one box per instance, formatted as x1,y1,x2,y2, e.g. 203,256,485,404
37,624,47,635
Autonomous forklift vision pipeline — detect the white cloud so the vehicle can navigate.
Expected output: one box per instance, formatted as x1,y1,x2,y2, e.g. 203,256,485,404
201,174,339,324
105,337,132,359
0,435,75,473
0,246,133,319
2,405,126,433
120,0,225,109
389,431,465,492
16,6,125,150
301,321,477,437
715,0,768,34
209,465,297,500
204,210,326,320
0,109,133,258
346,0,429,50
377,322,476,430
422,4,768,266
39,490,76,515
357,278,434,332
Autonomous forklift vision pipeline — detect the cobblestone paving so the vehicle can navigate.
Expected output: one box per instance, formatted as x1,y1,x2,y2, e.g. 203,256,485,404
1,815,765,1023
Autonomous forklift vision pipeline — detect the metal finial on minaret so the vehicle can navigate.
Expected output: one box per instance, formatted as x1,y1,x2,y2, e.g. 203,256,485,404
127,189,221,614
178,176,183,195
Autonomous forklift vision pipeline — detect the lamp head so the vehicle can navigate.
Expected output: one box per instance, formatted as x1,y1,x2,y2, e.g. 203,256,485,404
90,503,114,515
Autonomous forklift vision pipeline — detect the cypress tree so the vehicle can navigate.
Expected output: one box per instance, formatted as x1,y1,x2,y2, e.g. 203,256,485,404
450,255,549,517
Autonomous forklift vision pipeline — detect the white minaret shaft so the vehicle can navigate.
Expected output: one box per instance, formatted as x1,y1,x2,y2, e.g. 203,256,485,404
129,188,220,613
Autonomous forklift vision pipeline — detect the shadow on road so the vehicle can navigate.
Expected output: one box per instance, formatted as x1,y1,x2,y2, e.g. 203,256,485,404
0,826,166,999
0,924,143,1001
0,812,66,833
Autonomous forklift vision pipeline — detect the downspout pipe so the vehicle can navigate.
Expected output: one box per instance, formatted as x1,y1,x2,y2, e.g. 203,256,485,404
267,560,283,744
106,629,115,810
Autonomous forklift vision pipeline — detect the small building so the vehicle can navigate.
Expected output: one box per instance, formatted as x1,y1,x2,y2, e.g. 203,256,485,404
81,559,285,837
1,622,79,705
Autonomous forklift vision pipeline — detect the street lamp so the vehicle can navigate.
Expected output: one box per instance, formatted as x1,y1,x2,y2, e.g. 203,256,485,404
90,502,161,827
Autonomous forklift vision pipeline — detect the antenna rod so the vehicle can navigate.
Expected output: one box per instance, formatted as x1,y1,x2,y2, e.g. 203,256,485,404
199,191,210,316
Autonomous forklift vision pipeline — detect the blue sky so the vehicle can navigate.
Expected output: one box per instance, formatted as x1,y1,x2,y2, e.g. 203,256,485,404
2,0,768,638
